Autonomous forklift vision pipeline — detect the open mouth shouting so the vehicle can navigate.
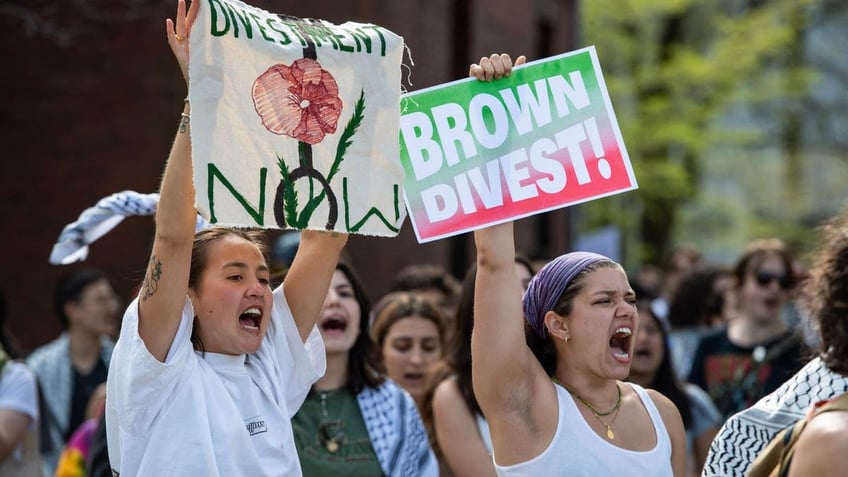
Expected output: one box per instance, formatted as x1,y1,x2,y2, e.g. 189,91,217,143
609,326,633,363
320,315,349,336
239,306,263,334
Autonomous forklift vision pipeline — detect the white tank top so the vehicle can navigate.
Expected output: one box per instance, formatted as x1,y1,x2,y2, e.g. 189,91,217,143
476,413,494,454
494,382,673,477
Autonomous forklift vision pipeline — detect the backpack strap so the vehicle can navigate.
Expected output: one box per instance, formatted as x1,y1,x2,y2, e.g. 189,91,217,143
775,415,810,476
776,393,848,476
816,392,848,413
748,393,848,477
747,417,804,477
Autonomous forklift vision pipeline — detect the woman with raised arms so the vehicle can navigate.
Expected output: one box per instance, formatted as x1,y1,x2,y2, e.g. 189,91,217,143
470,53,686,477
104,1,347,475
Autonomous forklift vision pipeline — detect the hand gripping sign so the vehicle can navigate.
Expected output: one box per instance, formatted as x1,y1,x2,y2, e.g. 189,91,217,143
189,0,406,236
399,46,638,243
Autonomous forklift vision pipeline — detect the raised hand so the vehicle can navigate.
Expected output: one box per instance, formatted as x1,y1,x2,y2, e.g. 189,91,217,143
469,53,527,81
165,0,200,86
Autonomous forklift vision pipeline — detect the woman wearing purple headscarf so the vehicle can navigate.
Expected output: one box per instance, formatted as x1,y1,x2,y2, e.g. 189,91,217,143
469,54,685,477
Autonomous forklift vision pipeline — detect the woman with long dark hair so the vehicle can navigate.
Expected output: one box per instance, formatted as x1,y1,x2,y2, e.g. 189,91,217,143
292,260,437,476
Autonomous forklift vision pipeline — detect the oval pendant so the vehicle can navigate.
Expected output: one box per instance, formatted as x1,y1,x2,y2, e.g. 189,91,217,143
327,439,339,453
606,427,615,440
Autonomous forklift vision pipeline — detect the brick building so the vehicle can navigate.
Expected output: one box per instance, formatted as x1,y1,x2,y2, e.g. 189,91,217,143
0,0,577,354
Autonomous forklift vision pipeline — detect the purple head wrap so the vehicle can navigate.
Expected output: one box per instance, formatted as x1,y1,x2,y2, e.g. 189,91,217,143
522,251,612,338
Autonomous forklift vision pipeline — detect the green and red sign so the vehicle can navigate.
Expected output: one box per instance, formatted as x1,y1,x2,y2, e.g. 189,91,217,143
399,46,637,243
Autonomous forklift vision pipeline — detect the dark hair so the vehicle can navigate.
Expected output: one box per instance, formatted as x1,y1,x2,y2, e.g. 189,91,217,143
667,264,732,329
446,263,483,417
0,289,14,359
389,264,461,309
335,259,384,394
514,253,536,278
629,273,659,302
53,268,108,328
369,292,446,372
805,212,848,375
423,258,537,456
419,263,484,458
733,238,796,290
187,227,269,352
633,300,693,428
526,260,619,376
425,256,534,430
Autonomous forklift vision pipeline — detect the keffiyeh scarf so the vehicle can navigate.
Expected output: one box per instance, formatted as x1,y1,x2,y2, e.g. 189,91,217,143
49,190,210,264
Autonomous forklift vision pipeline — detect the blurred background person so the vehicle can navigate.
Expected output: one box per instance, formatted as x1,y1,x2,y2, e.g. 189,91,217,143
369,293,446,413
54,383,106,477
665,264,734,380
269,231,301,287
388,264,461,345
292,260,437,476
628,298,722,477
427,264,493,477
0,340,43,476
513,254,536,292
705,210,848,476
26,269,118,477
426,255,535,477
688,239,808,421
651,244,702,321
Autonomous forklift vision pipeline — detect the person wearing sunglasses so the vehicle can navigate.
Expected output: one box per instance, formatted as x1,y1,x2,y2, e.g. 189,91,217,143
704,210,848,477
687,239,808,421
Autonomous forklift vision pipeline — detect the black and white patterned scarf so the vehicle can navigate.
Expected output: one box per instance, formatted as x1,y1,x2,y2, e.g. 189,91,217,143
703,357,848,476
49,190,210,264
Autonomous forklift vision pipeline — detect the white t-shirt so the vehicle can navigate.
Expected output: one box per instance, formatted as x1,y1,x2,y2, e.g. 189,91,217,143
494,383,672,477
0,361,39,464
106,286,325,477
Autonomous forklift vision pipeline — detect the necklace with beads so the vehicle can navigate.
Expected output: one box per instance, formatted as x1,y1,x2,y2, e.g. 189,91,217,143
553,377,622,440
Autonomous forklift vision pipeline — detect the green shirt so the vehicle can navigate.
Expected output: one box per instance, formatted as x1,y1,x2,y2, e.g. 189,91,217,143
293,388,384,477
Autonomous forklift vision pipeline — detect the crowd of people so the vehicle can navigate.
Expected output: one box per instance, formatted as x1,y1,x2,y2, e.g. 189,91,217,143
1,1,846,476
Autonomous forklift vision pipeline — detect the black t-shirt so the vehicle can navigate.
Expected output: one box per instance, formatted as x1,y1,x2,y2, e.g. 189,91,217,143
687,327,807,420
67,358,108,440
86,413,111,477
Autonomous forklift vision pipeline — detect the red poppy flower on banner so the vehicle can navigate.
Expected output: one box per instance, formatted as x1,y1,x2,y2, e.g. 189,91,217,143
252,58,344,145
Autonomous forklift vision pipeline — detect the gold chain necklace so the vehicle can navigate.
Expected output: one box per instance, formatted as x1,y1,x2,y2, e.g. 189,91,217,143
553,378,622,440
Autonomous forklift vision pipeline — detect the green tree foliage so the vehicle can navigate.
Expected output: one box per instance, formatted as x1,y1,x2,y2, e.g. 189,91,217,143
579,0,815,265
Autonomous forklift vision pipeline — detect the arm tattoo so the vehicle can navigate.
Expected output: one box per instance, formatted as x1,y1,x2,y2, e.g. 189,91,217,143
179,113,190,134
142,255,163,301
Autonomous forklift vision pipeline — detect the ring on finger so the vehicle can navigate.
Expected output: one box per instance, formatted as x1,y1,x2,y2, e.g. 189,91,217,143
175,33,186,41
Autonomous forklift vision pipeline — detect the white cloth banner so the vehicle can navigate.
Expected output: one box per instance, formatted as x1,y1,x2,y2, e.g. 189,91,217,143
189,0,406,236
